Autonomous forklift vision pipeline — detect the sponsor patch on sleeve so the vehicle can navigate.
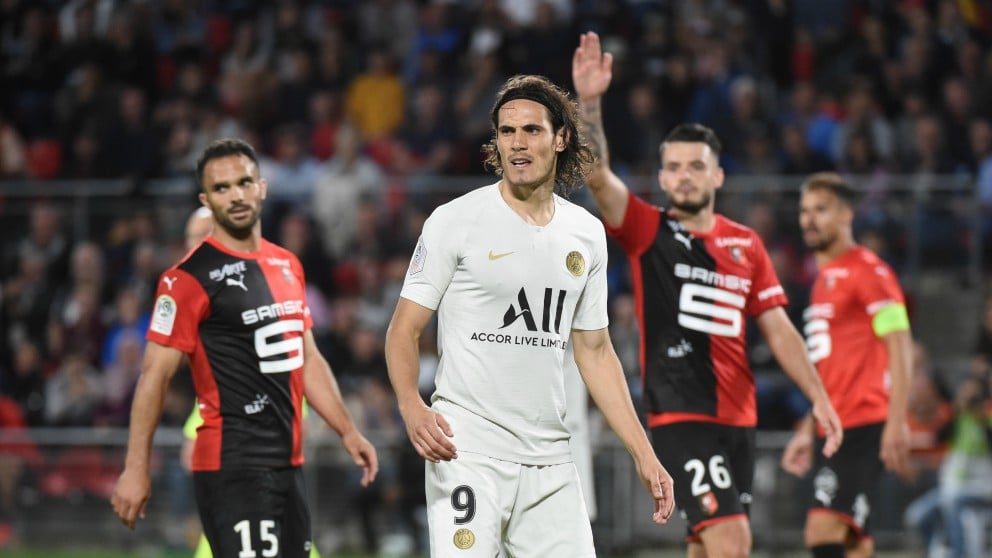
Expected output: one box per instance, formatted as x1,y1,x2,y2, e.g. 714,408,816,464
408,237,426,275
150,294,177,336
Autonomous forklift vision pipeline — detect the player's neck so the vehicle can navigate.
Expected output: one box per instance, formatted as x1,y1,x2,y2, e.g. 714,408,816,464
499,180,555,226
212,224,262,254
815,237,855,266
671,207,715,234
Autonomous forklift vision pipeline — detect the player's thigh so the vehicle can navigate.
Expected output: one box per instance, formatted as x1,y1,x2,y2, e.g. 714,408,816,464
426,452,515,558
650,422,753,530
809,423,884,539
503,462,595,558
194,467,312,558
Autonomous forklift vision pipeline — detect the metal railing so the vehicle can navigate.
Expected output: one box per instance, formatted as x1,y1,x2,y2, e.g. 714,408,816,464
0,427,932,555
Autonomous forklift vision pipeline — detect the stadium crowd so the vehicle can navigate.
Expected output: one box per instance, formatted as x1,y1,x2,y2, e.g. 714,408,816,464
1,0,992,553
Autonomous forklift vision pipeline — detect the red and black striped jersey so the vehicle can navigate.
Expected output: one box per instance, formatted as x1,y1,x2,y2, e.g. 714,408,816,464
606,192,788,428
146,236,312,471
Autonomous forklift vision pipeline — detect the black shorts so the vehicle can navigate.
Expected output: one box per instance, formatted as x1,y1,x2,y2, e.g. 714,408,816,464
809,422,884,538
651,422,755,537
194,466,313,558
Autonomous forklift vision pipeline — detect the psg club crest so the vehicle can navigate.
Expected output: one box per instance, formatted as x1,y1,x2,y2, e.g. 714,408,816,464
699,491,719,516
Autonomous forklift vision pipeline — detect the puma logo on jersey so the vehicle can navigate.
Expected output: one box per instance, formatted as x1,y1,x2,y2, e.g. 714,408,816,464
488,250,514,261
226,275,247,291
673,232,693,251
162,276,177,290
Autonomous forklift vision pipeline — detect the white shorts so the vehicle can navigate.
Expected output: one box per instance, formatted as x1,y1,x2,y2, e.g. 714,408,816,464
426,451,595,558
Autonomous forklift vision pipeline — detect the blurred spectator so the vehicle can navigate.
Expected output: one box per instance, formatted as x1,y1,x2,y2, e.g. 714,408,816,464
94,331,143,426
779,123,833,175
220,17,271,76
43,352,101,426
3,340,47,427
99,286,149,368
906,372,992,558
393,84,455,181
2,251,54,357
344,47,405,140
4,203,69,286
0,114,26,179
260,123,320,212
276,211,335,298
48,283,105,368
312,122,385,260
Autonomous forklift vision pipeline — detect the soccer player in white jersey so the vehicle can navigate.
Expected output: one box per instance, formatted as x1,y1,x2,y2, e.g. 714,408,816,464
385,75,675,557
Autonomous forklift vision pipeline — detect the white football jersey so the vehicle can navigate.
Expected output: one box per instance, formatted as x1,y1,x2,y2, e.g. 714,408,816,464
401,183,609,465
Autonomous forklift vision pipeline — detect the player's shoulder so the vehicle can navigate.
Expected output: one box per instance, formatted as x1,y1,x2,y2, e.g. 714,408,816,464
555,194,603,228
849,246,897,278
259,238,299,262
426,183,495,225
713,214,760,239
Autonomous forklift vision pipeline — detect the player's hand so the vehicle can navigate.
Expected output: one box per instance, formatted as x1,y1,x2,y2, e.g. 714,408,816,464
111,467,151,530
635,454,675,525
342,429,379,487
811,398,843,458
400,403,457,463
880,417,911,479
781,431,813,477
572,31,613,102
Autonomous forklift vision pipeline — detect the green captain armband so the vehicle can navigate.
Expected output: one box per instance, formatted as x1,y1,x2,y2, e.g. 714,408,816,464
184,403,204,440
872,303,910,337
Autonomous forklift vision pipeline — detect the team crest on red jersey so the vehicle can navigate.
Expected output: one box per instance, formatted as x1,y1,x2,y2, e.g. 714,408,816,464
699,491,719,515
729,246,743,263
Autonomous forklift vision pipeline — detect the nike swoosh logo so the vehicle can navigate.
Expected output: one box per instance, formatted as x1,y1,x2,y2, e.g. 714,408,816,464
488,250,514,261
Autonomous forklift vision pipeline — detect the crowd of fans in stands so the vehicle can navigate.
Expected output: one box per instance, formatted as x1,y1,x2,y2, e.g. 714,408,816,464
1,0,992,550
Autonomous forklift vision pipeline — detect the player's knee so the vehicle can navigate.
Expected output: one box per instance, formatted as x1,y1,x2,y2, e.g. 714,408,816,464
701,520,751,558
803,513,848,547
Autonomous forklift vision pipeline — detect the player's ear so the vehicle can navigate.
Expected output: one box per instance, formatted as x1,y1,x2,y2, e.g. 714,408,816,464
198,191,207,207
555,129,568,153
259,178,267,200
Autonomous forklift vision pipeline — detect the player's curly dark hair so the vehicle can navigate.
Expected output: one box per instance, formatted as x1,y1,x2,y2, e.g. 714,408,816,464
481,75,594,197
195,138,261,191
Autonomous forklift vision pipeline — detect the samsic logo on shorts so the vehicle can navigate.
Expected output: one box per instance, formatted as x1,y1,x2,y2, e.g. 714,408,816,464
453,528,475,549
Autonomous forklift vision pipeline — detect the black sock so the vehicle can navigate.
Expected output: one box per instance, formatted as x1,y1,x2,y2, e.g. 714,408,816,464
811,543,845,558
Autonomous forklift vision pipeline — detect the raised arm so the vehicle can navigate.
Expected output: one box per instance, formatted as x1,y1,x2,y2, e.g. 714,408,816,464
756,307,844,457
385,297,457,463
112,341,185,529
572,31,631,228
571,327,674,525
302,329,378,487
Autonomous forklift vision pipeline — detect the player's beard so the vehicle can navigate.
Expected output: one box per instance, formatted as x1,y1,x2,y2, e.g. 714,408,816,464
803,228,833,252
214,203,261,240
670,190,712,215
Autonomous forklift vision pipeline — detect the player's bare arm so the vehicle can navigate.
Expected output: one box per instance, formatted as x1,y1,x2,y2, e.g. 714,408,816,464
880,328,913,477
111,341,185,529
301,330,379,487
571,327,675,524
782,414,815,477
572,30,629,228
385,297,457,463
756,307,843,457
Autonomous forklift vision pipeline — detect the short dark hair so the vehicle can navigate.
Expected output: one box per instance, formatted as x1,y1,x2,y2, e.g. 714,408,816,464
659,123,722,162
195,138,260,190
481,75,594,196
801,172,857,207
